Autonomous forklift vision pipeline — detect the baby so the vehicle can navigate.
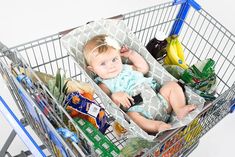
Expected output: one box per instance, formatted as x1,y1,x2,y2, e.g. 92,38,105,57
83,34,196,133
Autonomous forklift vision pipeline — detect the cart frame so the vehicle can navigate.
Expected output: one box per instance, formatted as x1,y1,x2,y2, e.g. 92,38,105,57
0,0,235,156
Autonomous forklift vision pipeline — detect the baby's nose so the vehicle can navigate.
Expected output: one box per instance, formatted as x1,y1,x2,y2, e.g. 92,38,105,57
108,61,115,67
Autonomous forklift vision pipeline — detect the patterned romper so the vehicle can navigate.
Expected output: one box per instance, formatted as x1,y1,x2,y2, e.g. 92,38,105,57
95,64,170,122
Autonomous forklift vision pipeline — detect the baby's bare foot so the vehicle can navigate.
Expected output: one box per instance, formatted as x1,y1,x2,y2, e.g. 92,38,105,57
176,104,197,120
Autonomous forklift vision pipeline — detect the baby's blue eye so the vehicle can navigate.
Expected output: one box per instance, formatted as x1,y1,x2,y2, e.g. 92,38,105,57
100,62,106,66
112,57,118,62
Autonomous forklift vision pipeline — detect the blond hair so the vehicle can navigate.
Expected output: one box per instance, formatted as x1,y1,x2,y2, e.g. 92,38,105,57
83,34,120,65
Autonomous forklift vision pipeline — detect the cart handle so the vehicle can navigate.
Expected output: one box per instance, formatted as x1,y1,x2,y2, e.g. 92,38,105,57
170,0,201,35
173,0,201,10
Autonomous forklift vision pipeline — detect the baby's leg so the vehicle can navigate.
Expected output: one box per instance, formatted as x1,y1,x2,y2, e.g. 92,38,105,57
159,81,196,119
127,112,171,133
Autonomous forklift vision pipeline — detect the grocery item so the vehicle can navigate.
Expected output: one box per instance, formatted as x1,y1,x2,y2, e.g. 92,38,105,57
57,127,80,143
181,58,217,94
112,121,127,137
65,92,110,134
48,69,68,104
146,37,167,62
74,118,120,157
120,137,155,157
163,65,185,79
164,35,189,69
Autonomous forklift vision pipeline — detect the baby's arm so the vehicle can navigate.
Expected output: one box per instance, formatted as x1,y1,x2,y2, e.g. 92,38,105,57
120,46,149,74
99,83,134,108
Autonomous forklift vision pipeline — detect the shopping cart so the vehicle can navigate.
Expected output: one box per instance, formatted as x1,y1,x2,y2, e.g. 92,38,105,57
0,0,234,156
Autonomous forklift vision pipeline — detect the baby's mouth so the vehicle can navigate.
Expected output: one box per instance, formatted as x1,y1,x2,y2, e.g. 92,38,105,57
109,68,117,73
110,70,116,73
109,69,119,77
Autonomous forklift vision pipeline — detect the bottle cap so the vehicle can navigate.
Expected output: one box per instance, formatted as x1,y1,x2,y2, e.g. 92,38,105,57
155,31,167,41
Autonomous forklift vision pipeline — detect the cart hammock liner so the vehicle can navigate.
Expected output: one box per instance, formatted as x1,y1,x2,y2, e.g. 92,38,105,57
61,19,205,141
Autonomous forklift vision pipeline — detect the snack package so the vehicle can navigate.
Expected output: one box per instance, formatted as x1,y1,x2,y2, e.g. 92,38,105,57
65,92,110,134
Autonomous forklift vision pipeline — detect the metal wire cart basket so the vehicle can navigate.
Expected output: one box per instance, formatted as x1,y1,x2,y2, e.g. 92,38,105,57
0,0,234,156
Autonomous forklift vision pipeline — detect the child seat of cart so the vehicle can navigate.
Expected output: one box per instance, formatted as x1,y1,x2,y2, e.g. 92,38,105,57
61,19,205,141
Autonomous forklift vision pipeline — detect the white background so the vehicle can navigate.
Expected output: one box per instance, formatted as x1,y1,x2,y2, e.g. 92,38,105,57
0,0,234,156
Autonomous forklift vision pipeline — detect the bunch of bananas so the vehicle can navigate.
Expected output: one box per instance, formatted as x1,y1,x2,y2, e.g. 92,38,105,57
164,35,189,69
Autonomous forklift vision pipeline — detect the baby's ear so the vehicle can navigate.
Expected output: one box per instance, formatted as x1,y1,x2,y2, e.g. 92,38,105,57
87,65,94,72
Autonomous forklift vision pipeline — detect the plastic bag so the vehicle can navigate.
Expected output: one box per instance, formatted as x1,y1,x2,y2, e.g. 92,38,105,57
120,137,155,157
163,64,185,79
181,58,217,94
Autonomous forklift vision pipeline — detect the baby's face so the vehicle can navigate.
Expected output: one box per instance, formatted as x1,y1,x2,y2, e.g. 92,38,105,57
88,47,123,79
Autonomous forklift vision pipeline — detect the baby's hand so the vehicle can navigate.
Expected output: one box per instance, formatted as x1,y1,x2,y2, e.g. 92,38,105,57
158,122,172,132
120,45,133,58
111,92,134,108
